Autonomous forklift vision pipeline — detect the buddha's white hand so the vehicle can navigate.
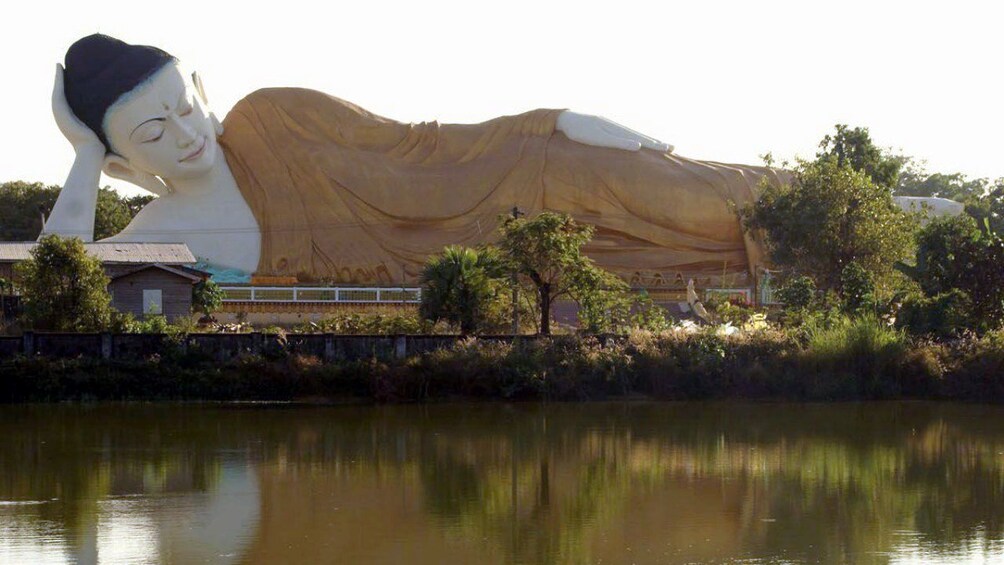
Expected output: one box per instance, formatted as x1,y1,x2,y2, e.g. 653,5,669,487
556,110,673,153
45,64,105,241
52,64,104,154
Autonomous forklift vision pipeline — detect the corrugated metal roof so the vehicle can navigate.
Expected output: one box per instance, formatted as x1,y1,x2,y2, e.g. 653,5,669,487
0,242,196,264
110,263,205,281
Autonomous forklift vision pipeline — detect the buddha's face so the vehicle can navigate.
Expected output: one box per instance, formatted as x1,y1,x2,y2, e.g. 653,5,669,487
104,63,218,181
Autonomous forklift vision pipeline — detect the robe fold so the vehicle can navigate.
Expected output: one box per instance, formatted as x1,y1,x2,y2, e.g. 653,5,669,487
219,88,783,287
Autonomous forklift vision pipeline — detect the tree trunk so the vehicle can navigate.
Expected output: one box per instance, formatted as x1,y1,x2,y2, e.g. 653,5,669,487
539,284,551,335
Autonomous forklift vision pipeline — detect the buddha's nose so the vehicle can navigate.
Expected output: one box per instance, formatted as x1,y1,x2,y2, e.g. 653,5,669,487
167,115,198,147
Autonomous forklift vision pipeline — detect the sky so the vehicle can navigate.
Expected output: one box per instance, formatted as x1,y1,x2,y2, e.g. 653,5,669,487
3,0,1003,197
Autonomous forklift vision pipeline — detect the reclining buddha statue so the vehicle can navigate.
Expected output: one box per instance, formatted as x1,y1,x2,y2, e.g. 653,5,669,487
46,34,784,287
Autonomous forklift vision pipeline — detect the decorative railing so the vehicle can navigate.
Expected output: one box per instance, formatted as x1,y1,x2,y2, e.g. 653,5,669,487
220,286,422,304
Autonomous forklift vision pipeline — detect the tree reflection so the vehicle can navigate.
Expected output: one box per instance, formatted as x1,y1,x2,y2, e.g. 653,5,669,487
0,403,1003,563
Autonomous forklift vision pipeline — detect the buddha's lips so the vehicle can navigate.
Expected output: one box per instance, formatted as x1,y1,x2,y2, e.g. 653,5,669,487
180,137,207,162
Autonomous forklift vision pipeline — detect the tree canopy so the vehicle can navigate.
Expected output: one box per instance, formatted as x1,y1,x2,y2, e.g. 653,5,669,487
817,124,902,189
15,235,112,332
913,215,1004,330
497,212,627,335
0,181,152,241
743,158,916,290
419,246,507,335
192,279,225,320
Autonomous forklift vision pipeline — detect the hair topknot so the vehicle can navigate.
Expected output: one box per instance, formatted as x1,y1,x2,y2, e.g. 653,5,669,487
63,34,176,151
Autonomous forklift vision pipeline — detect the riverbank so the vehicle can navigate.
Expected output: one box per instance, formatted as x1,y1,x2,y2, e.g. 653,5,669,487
2,326,1002,403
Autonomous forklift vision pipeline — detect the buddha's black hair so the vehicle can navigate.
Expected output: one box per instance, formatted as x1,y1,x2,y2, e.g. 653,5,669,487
63,34,176,151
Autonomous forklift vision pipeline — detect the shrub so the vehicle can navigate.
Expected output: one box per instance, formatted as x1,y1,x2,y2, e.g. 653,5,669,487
705,295,759,326
914,215,1004,330
944,329,1004,400
895,290,972,339
839,262,876,313
777,276,816,310
300,309,431,335
629,298,674,332
192,279,224,320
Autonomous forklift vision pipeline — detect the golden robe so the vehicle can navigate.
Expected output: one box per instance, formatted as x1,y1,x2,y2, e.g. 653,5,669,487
219,88,784,287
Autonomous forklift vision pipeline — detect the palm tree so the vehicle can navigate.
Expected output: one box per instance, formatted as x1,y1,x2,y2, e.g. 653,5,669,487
420,246,502,335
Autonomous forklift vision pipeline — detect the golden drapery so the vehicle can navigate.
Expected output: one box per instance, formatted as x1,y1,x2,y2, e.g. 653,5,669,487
219,88,784,287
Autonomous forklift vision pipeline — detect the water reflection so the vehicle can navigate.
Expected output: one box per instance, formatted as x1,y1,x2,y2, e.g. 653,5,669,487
1,402,1003,563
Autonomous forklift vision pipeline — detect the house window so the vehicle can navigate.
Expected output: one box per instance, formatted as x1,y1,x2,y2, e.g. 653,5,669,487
143,289,163,316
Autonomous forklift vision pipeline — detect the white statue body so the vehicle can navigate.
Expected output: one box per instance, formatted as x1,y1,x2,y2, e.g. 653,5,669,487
893,196,965,220
46,62,673,273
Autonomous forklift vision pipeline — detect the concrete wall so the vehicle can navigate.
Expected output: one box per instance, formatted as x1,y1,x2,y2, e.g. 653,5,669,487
1,333,615,363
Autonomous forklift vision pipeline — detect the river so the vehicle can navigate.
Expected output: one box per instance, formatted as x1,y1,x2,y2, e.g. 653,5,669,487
1,402,1002,564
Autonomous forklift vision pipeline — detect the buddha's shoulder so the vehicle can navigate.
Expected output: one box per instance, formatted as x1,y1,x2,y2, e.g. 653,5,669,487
228,88,373,118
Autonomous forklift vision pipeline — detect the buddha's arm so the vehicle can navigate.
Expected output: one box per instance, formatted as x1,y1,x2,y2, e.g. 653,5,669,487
43,65,102,241
43,145,102,241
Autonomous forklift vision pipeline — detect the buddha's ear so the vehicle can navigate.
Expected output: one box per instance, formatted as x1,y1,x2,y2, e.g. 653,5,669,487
192,71,209,104
102,155,172,197
192,71,224,136
210,112,224,136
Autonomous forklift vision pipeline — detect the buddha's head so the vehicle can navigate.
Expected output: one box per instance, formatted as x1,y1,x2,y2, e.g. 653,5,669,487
63,34,222,193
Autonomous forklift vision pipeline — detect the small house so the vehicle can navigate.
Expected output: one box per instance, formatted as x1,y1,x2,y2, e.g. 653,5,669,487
0,242,207,322
108,264,208,321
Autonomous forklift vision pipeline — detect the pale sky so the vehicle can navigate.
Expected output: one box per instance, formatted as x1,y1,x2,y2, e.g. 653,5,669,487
3,0,1003,197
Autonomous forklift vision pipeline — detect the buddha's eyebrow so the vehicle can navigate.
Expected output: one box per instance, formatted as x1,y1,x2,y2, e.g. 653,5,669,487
130,117,166,137
129,90,188,137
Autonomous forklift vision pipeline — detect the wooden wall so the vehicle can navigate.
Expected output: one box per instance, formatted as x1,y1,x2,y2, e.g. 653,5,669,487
108,269,194,322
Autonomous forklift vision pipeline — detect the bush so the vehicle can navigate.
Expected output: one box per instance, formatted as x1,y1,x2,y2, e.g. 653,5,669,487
777,276,816,310
2,328,1003,403
943,330,1004,400
705,296,760,326
914,215,1004,330
896,290,972,339
298,309,433,335
192,279,224,319
839,262,876,313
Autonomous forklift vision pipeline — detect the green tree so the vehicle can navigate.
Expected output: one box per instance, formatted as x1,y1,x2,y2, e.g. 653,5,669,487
14,235,111,331
0,181,59,241
497,212,626,335
574,267,634,333
893,158,1003,232
913,215,1004,330
896,162,991,201
742,159,916,290
192,279,225,320
420,246,505,335
817,124,902,189
964,182,1004,235
0,181,153,241
94,189,153,240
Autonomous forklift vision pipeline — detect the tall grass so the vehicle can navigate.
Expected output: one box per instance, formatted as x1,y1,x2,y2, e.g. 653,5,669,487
801,316,910,398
